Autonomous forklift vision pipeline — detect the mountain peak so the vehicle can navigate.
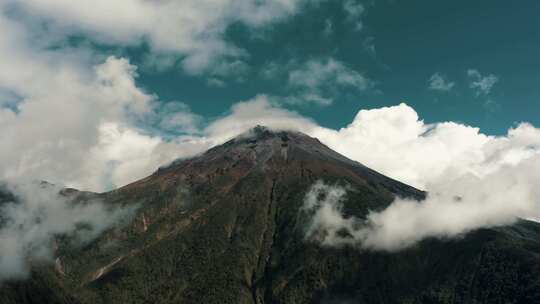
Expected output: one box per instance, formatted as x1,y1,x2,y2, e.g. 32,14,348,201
249,124,274,136
209,125,344,166
153,125,424,201
235,125,298,142
6,125,538,304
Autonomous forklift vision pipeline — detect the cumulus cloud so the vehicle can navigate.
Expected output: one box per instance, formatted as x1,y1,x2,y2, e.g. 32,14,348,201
0,182,137,281
0,8,216,190
467,69,499,96
0,53,161,189
286,58,372,105
295,103,540,251
428,72,455,92
315,109,540,219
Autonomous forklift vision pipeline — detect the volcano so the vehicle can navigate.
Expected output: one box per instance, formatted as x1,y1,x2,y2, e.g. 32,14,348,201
2,126,540,304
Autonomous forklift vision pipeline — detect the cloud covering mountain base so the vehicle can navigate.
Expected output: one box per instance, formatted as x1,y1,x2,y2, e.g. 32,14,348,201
0,183,137,281
302,169,540,251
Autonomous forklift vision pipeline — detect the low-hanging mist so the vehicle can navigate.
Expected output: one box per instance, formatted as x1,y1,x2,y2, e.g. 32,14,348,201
0,182,137,281
303,158,540,251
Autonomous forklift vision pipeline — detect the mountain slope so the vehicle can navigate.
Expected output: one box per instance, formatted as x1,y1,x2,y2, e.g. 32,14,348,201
2,126,540,304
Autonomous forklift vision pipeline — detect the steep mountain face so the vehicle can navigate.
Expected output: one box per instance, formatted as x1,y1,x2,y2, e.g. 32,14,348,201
2,126,540,304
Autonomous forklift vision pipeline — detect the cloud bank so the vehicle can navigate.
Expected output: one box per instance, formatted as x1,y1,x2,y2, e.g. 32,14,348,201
296,103,540,250
302,170,540,251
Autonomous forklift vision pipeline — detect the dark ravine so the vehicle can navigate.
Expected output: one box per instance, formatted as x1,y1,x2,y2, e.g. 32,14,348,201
1,126,540,304
251,177,277,304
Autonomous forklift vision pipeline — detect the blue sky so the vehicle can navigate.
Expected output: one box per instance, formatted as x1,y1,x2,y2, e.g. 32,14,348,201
112,0,540,135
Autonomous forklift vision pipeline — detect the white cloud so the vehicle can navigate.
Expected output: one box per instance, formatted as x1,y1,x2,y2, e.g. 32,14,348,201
295,103,540,251
343,0,364,31
2,51,540,254
302,166,540,251
260,62,282,79
343,0,365,18
288,58,371,89
362,37,376,57
1,36,537,198
4,0,310,74
312,104,540,190
205,59,251,86
360,156,540,250
323,19,334,36
302,181,353,246
280,93,333,106
0,51,156,190
467,69,499,96
204,95,318,142
0,5,314,192
0,10,203,190
154,101,203,134
0,182,137,281
428,72,455,92
286,58,372,105
207,78,226,88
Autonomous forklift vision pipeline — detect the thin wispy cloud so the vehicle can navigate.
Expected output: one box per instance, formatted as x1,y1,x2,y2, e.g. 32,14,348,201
343,0,365,31
362,37,377,57
323,18,334,36
428,72,455,92
467,69,499,96
0,182,138,281
287,58,373,105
